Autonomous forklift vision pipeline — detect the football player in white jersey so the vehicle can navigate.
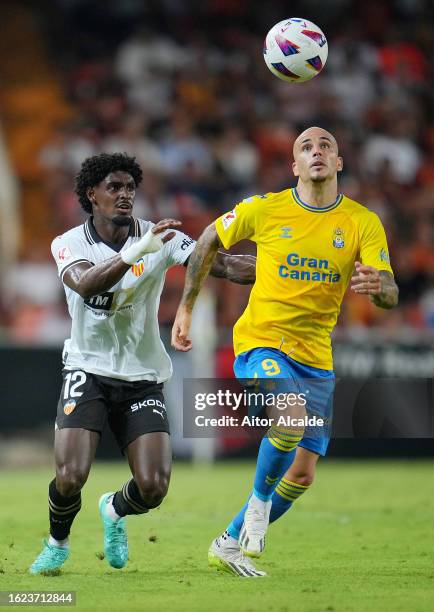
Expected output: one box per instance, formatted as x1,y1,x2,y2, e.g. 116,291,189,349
30,153,256,574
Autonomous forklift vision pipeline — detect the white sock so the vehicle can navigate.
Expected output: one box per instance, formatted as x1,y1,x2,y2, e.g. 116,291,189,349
49,536,69,549
105,497,121,521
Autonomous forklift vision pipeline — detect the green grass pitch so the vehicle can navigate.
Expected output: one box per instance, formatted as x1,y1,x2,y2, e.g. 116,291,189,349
0,460,433,611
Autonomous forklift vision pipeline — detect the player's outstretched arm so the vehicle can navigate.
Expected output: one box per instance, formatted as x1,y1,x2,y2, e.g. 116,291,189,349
64,219,180,298
350,262,399,309
171,223,221,351
210,252,256,284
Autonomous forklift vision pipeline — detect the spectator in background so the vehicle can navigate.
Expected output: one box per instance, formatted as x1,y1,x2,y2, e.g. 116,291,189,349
213,124,259,189
102,114,164,174
161,111,214,180
363,110,422,185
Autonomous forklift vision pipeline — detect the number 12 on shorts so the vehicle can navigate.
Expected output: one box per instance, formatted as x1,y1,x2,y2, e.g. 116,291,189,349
63,371,86,399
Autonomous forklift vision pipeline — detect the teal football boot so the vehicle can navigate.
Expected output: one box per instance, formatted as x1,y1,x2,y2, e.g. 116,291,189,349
98,492,128,569
29,539,69,574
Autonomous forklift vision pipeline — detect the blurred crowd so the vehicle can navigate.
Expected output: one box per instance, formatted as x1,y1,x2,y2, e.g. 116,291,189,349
2,0,433,345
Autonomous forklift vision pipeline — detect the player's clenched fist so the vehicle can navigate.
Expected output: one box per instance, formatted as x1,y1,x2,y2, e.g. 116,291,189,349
171,307,193,352
350,261,382,295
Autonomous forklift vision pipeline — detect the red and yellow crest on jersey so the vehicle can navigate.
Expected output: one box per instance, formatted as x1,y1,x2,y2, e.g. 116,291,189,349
131,259,145,277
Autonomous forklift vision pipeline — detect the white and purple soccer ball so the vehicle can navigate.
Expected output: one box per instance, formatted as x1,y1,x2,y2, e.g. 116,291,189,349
263,18,328,83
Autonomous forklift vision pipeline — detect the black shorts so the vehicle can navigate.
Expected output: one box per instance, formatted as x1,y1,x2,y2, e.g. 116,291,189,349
56,369,170,451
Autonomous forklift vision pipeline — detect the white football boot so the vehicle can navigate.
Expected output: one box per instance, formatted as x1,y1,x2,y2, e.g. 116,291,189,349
208,532,267,577
239,494,272,558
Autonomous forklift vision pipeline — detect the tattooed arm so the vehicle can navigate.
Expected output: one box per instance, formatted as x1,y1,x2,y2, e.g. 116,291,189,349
172,223,223,351
350,262,399,309
184,246,256,285
210,252,256,284
371,271,399,309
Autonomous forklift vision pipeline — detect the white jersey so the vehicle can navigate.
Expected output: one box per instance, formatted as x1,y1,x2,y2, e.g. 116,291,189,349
51,217,196,383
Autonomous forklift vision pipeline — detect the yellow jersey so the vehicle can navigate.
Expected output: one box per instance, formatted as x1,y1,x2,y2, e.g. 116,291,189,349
215,187,394,369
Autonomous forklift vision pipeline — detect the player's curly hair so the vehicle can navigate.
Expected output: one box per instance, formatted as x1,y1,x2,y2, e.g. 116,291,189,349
75,152,143,213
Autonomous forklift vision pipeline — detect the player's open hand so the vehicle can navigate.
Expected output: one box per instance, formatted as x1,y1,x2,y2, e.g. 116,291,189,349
171,307,193,352
350,261,382,296
152,218,182,244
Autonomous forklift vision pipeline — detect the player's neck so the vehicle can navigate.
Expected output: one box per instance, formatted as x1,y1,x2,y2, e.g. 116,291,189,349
295,179,338,208
92,216,131,244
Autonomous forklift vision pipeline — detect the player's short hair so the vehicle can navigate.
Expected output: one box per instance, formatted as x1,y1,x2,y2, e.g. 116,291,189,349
75,152,143,213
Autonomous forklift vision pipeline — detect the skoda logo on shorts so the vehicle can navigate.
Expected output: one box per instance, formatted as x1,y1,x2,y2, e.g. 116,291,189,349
131,398,166,413
64,400,77,415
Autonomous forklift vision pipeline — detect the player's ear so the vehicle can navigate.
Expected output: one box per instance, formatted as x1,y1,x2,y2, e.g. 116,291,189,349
337,156,343,173
86,187,96,205
292,161,299,177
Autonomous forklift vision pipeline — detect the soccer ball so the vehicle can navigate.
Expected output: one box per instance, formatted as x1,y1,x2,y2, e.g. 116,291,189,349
263,18,328,83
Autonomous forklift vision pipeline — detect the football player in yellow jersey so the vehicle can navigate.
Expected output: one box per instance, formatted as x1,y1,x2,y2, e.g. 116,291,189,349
172,126,398,577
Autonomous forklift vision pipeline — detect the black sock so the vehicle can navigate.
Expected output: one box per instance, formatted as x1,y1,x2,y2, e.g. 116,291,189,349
112,479,149,517
48,479,81,541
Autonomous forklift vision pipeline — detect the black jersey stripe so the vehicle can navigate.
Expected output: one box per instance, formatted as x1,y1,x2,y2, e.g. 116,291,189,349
82,223,90,244
134,218,141,237
87,220,96,244
84,220,95,245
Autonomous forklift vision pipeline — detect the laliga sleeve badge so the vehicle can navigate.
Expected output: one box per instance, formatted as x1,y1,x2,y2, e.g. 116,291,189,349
332,227,345,248
222,210,237,230
64,400,76,415
380,248,390,263
58,246,73,261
